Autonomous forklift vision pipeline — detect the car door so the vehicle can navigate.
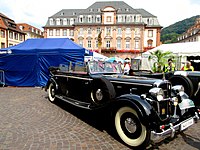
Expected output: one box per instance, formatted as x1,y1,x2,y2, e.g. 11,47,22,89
67,73,92,103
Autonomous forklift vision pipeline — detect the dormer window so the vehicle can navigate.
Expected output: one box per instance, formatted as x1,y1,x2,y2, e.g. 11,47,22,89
19,25,24,30
56,18,60,25
97,8,101,12
88,15,92,23
96,15,101,23
72,12,76,15
90,8,93,12
126,8,129,11
60,12,64,16
49,18,54,25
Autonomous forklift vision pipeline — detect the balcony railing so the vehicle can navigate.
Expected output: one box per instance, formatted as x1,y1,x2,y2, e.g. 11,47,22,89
101,47,116,53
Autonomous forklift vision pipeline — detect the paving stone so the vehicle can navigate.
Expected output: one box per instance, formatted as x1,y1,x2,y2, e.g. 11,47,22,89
0,87,199,150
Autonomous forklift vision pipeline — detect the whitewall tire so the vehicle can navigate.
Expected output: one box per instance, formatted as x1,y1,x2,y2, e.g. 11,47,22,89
48,83,56,102
115,107,149,148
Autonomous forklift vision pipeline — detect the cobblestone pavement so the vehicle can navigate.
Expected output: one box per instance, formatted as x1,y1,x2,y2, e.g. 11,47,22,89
0,87,200,150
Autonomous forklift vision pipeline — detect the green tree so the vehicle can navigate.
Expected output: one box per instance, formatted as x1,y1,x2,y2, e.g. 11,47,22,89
161,15,200,44
148,50,173,73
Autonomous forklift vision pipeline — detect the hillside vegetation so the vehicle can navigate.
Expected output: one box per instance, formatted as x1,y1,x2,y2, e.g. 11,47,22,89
161,15,200,44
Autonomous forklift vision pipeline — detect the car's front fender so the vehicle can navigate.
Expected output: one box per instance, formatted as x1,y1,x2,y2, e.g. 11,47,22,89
111,94,157,128
45,78,58,91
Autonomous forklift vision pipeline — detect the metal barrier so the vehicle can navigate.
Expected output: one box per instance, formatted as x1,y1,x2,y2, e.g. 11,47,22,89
0,70,5,87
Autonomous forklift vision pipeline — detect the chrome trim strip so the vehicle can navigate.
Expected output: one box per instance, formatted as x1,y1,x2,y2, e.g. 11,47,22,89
110,80,153,87
55,74,93,81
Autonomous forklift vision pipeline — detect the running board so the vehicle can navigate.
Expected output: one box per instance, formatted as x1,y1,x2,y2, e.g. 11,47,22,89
56,95,91,110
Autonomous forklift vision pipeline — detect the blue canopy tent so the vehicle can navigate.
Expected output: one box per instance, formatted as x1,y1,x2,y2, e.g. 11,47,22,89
0,38,88,87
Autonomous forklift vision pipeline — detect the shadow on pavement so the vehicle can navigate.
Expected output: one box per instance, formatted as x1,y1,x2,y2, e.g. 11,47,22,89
51,97,198,150
55,99,110,129
53,98,127,147
180,132,200,149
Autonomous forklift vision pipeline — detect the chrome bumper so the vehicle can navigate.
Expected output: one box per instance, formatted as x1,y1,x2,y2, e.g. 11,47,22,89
151,113,199,143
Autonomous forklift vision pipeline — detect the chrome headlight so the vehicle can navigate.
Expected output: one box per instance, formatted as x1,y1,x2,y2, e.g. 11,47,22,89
172,85,184,93
149,87,164,101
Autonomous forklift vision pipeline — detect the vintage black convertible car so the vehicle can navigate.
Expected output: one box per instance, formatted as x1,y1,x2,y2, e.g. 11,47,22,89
133,70,200,106
45,61,199,149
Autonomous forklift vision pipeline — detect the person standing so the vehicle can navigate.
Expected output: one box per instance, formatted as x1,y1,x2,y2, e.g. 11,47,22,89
181,61,194,71
163,58,176,72
124,58,131,75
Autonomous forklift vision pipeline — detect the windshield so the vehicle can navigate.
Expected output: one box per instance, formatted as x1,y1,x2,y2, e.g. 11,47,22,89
88,61,122,74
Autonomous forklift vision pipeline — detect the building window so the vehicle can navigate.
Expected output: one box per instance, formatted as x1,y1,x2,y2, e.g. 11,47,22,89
1,43,5,48
70,30,74,36
49,18,54,25
147,40,153,47
63,18,67,25
96,27,101,34
88,28,92,35
88,40,91,48
118,15,122,22
79,40,83,47
106,40,110,48
117,28,122,35
79,17,83,23
126,28,131,35
135,28,140,35
79,15,83,23
70,18,74,25
19,34,23,41
49,30,53,36
56,18,60,25
9,31,13,39
106,27,111,36
106,16,111,22
96,40,98,48
56,29,60,36
135,40,140,49
63,30,67,36
117,39,121,49
148,19,154,25
1,30,5,38
79,28,84,35
14,33,18,40
96,15,101,23
88,15,92,23
148,30,153,37
126,15,130,22
125,40,130,49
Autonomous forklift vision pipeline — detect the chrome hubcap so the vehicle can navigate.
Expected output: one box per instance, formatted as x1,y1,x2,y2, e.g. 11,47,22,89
51,88,55,97
96,89,103,101
125,118,137,133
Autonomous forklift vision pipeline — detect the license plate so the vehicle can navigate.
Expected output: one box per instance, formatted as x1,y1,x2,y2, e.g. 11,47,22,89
180,118,194,131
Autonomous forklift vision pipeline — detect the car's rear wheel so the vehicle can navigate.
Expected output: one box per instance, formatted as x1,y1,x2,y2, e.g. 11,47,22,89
114,107,150,149
48,83,56,102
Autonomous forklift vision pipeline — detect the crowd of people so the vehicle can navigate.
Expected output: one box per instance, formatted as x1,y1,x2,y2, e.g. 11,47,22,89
163,58,194,73
114,57,195,76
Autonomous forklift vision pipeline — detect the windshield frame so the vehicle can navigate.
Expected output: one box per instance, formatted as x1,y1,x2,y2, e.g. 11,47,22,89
87,61,122,74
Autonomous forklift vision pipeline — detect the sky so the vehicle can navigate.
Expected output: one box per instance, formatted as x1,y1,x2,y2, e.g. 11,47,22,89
1,0,200,30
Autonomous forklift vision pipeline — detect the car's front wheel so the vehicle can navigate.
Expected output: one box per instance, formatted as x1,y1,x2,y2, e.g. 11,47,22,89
48,83,56,102
114,107,150,149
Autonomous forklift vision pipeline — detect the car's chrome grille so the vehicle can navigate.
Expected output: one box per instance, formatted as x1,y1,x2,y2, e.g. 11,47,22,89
158,82,171,98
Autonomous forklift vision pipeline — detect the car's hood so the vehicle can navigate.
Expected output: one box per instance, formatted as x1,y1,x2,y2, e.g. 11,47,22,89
102,74,165,87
